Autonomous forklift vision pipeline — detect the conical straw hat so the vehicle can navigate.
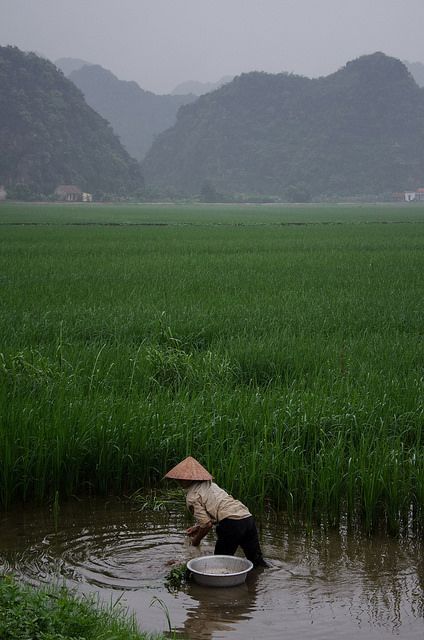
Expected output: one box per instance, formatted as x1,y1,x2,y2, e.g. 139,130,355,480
164,456,213,481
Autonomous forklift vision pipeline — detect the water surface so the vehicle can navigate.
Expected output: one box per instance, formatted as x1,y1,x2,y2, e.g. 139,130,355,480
0,500,422,639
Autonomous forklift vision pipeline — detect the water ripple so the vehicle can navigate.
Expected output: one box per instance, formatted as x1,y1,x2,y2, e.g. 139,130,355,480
0,501,422,639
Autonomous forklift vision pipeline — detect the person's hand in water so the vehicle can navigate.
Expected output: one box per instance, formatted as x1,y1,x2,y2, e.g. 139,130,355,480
187,522,212,546
186,524,200,537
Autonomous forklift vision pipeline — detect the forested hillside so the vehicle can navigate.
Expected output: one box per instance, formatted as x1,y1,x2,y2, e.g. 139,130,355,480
69,64,196,161
143,53,424,199
0,46,143,196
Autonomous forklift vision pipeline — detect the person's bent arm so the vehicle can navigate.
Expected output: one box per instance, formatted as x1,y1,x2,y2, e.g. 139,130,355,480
189,521,212,546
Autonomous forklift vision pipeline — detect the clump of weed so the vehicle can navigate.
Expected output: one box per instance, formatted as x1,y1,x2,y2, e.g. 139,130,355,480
164,563,190,592
129,489,185,512
145,340,235,391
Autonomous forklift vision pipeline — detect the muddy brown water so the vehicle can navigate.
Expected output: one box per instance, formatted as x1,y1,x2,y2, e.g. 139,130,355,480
0,499,422,639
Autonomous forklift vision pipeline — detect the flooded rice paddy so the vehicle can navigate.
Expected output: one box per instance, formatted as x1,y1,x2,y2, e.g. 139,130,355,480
0,499,422,639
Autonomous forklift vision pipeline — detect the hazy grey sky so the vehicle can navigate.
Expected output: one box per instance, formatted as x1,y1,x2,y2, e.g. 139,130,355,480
1,0,423,93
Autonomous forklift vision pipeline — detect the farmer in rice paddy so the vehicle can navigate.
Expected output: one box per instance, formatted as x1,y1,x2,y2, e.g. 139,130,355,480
165,456,269,567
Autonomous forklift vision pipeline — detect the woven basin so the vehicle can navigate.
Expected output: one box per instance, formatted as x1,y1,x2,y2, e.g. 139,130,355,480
187,555,253,587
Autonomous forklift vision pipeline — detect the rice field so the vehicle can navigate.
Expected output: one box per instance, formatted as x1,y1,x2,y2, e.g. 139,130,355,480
0,202,423,533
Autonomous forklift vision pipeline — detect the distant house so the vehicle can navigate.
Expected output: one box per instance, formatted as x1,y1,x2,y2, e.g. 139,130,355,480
392,192,404,202
404,191,416,202
54,185,82,201
0,186,6,201
401,188,424,202
392,189,424,202
54,185,92,202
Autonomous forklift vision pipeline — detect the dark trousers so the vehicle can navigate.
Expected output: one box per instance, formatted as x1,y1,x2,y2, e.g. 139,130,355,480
214,516,264,566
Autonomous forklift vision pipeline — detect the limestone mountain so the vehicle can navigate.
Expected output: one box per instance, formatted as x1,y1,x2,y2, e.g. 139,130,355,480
142,53,424,199
171,76,233,96
55,57,93,76
0,46,143,196
69,64,196,161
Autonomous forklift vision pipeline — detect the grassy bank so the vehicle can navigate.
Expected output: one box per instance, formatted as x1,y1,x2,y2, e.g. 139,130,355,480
0,203,423,532
0,576,164,640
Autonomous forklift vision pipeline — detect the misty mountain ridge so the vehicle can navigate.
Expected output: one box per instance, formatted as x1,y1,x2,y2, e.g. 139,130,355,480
59,56,424,178
69,64,196,161
0,46,143,196
171,76,234,96
55,57,93,76
143,52,424,199
404,60,424,87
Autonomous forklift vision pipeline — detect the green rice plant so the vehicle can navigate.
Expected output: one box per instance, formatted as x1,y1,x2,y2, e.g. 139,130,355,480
0,203,423,533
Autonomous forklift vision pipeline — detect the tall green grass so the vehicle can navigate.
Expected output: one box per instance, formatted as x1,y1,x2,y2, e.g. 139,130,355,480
0,576,164,640
0,204,423,532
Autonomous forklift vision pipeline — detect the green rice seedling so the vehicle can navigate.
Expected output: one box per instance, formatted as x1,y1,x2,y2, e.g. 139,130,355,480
0,203,424,533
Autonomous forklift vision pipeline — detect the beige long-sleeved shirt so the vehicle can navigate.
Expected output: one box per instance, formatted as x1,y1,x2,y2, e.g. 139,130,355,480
185,481,251,527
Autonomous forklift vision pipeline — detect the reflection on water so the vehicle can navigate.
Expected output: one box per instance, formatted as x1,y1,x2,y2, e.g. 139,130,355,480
0,500,422,639
178,568,263,640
